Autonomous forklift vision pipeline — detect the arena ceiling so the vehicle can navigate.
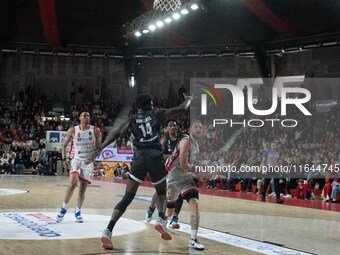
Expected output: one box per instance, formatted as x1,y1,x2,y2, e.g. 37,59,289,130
0,0,339,54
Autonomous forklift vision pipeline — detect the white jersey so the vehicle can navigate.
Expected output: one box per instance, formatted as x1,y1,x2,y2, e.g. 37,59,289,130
165,137,199,171
165,137,199,202
70,125,96,160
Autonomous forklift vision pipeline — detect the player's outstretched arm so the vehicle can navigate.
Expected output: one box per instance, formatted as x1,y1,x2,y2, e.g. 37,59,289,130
85,117,133,164
155,93,193,119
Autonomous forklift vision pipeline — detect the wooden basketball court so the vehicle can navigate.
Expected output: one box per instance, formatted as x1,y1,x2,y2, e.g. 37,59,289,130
1,175,339,255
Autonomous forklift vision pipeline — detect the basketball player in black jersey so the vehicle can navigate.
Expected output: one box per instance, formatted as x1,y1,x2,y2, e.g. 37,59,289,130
87,93,192,250
145,119,184,229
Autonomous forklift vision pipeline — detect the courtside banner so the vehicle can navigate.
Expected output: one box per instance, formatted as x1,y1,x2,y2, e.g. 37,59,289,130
190,78,340,179
96,148,133,162
45,131,69,152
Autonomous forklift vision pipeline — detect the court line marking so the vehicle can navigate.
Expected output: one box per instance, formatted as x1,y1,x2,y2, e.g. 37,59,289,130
149,220,313,255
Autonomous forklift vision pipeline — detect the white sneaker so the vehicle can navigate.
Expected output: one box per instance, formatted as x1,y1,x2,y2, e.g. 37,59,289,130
56,208,67,223
74,211,83,223
189,239,205,250
280,193,285,197
283,194,292,198
268,192,275,197
326,195,330,202
101,228,113,250
154,217,172,240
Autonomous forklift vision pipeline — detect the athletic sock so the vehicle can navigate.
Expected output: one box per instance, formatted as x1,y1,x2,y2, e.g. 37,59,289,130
191,230,198,240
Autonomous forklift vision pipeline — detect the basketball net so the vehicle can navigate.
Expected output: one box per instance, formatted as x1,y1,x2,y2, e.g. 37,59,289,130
153,0,182,11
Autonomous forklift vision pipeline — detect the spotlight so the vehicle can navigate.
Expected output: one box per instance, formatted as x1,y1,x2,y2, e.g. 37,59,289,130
142,29,150,34
34,49,40,55
164,17,172,23
148,24,156,31
191,4,199,10
156,21,164,28
299,45,303,51
181,9,189,15
281,48,285,53
69,50,75,56
130,74,135,88
51,49,58,55
135,31,142,37
172,13,180,20
86,51,92,57
16,47,22,54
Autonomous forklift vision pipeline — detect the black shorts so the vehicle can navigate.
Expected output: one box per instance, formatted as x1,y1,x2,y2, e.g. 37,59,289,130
129,148,167,185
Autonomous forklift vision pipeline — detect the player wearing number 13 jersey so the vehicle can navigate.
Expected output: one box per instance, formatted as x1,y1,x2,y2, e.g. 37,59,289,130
87,93,193,249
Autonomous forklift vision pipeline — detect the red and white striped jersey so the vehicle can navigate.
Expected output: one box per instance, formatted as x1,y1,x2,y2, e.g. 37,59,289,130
165,136,199,172
70,125,96,160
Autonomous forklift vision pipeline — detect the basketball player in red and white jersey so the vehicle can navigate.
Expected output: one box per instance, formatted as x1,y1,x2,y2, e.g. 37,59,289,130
56,110,101,223
165,120,205,250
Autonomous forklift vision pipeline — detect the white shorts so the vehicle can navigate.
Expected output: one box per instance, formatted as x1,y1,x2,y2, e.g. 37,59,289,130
166,168,196,203
70,158,94,184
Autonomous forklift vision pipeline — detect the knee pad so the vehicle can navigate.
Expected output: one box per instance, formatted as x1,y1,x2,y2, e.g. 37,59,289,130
183,189,199,203
114,191,135,213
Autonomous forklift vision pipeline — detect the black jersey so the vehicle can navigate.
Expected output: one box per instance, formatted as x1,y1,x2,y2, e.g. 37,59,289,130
130,110,162,149
163,134,178,155
162,133,186,155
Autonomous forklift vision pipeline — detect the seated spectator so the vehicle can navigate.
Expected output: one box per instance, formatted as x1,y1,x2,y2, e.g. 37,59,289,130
30,151,39,173
114,163,122,178
0,152,10,174
94,163,106,177
37,162,46,176
322,179,332,202
297,179,315,200
15,153,25,174
331,178,340,202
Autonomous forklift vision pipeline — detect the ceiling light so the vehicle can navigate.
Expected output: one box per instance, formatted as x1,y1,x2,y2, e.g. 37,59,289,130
142,29,149,34
156,21,164,28
181,9,189,15
191,4,199,10
135,31,142,37
148,24,156,31
164,17,172,23
172,13,180,20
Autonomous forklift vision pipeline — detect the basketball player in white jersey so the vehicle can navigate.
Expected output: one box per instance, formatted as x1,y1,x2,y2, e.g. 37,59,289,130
56,110,101,223
165,120,205,250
